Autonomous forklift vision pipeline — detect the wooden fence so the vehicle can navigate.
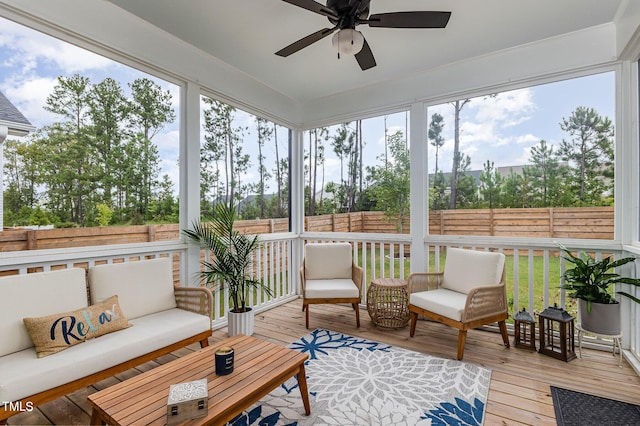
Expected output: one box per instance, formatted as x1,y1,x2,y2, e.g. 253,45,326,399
0,207,614,252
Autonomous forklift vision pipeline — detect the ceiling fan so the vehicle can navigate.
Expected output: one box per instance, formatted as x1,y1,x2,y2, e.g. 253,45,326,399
275,0,451,71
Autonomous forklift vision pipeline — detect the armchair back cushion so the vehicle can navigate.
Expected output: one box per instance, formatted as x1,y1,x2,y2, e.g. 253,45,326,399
88,257,177,320
304,242,353,280
0,268,87,357
442,247,505,294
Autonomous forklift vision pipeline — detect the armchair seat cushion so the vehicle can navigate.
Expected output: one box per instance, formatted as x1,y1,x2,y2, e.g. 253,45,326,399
304,279,359,299
409,288,467,321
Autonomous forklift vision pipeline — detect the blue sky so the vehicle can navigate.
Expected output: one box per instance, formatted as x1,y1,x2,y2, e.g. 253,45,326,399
1,16,615,193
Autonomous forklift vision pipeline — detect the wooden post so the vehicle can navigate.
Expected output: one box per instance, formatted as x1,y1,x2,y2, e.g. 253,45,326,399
148,225,156,242
332,214,336,232
489,209,495,236
549,208,554,238
270,219,275,234
26,230,37,250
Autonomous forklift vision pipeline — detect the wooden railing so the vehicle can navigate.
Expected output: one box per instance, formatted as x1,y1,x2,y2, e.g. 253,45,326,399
2,229,635,355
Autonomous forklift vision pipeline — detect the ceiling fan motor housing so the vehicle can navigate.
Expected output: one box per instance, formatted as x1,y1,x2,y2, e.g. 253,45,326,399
326,0,370,28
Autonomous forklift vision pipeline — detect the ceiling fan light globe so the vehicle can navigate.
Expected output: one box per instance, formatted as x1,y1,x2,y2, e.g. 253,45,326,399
331,29,364,56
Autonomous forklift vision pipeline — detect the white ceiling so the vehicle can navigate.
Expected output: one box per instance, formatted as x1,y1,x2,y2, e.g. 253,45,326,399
106,0,624,104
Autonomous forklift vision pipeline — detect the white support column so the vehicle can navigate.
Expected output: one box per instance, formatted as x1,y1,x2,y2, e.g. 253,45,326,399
409,102,428,273
290,128,305,294
0,126,7,231
617,62,636,245
618,60,640,356
179,81,202,287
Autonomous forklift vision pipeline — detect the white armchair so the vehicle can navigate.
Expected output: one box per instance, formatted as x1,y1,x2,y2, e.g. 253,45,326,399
300,242,363,329
408,247,510,360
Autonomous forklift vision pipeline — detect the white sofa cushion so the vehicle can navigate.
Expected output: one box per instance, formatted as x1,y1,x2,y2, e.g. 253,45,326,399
0,268,87,357
88,258,177,319
442,248,505,294
305,279,359,299
0,308,210,403
304,243,353,280
409,289,468,321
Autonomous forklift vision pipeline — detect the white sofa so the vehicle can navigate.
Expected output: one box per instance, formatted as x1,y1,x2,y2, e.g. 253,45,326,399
0,258,212,422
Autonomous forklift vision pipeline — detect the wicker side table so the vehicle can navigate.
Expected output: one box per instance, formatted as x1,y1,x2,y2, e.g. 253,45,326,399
367,278,410,329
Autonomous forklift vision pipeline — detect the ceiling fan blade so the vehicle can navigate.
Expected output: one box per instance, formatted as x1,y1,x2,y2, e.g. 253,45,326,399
367,11,451,28
355,38,376,70
281,0,338,20
275,28,336,57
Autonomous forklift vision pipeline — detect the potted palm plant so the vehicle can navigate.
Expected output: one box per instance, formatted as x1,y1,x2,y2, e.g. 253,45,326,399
183,202,271,336
560,245,640,335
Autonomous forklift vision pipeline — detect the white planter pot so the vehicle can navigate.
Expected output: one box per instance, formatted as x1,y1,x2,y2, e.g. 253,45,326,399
578,299,621,335
227,308,254,336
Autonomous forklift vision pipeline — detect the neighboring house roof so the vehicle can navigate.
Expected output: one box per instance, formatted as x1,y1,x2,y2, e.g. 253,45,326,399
0,91,35,136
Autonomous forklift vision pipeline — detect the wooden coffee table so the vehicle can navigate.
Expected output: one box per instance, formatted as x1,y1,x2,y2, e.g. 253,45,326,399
87,334,310,425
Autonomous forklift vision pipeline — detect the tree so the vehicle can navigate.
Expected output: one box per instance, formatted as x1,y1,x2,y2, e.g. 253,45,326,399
452,153,478,208
502,169,533,208
88,77,128,205
128,78,175,216
428,113,445,175
557,107,614,205
368,130,410,232
201,98,248,206
479,160,503,208
525,140,564,207
42,74,96,224
449,99,471,209
306,128,325,215
254,117,272,218
331,123,355,212
3,139,39,215
428,113,446,210
430,171,449,210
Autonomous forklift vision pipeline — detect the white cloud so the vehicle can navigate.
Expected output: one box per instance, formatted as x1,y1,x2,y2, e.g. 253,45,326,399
0,18,113,73
2,76,58,125
514,134,539,144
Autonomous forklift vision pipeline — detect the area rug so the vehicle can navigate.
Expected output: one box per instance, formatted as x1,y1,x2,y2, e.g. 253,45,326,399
228,328,492,425
551,386,640,426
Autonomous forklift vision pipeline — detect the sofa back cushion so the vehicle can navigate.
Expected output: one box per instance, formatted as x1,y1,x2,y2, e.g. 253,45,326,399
88,258,177,320
304,243,353,280
0,268,88,357
442,247,505,294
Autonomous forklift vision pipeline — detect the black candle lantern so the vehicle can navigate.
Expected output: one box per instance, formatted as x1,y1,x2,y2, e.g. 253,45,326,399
513,307,536,351
538,304,576,362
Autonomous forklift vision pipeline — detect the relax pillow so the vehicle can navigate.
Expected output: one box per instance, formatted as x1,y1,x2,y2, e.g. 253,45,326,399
23,295,131,358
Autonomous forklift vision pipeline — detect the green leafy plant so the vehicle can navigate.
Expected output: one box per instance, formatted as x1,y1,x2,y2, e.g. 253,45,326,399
559,245,640,311
183,202,271,313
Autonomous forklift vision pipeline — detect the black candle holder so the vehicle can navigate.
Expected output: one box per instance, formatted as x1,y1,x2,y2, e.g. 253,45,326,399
215,346,234,375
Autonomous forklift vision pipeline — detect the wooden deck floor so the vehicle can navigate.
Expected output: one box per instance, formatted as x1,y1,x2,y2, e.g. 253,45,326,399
8,299,640,425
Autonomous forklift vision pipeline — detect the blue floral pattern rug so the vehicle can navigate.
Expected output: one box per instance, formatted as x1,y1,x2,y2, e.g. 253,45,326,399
228,329,491,426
